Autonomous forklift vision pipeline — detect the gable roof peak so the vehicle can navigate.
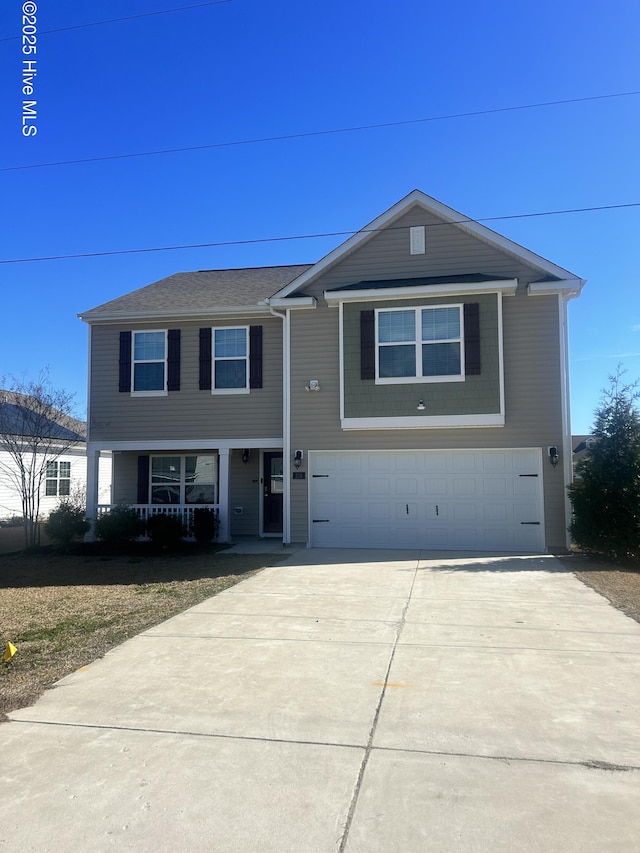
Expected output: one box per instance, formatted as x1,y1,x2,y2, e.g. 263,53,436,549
270,189,585,299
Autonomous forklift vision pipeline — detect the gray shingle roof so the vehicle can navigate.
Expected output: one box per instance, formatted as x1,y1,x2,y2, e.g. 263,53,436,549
79,265,313,319
0,399,85,442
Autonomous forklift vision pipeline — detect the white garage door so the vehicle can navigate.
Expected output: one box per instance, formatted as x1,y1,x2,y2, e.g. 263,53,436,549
309,449,545,552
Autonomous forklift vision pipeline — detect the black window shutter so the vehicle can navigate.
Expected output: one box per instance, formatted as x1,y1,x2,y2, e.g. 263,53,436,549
199,328,212,390
167,329,181,391
137,455,150,504
119,331,132,392
464,303,481,375
360,310,375,380
249,325,263,389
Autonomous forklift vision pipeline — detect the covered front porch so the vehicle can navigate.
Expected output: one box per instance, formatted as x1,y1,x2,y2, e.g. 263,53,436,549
86,440,285,543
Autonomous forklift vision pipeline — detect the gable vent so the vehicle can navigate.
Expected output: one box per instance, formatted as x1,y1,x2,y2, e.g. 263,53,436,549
410,226,426,255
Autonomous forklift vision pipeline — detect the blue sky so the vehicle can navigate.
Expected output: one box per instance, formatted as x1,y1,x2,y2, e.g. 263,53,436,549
1,0,638,433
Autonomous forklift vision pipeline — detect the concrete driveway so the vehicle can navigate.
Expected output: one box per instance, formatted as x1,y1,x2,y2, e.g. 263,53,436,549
1,549,639,851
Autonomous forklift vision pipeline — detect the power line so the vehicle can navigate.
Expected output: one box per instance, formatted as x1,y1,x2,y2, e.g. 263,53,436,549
1,202,638,266
2,90,639,174
0,1,232,43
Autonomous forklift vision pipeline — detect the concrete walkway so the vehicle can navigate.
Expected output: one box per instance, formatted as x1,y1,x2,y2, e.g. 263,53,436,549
1,550,640,851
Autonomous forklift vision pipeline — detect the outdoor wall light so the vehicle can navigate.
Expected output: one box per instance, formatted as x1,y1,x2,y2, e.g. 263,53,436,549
305,379,320,392
548,446,559,467
417,400,426,411
293,449,303,469
241,449,250,465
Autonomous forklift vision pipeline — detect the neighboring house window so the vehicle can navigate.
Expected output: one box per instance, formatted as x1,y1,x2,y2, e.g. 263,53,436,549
375,305,464,383
199,326,263,392
149,455,217,504
119,329,180,394
45,461,71,496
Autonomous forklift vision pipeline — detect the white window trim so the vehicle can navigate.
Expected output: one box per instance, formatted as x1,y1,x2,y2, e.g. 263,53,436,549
211,325,250,395
131,329,168,397
375,303,465,385
341,413,505,429
45,460,71,496
150,453,218,505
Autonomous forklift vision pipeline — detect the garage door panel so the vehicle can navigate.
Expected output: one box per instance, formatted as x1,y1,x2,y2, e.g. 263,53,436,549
425,478,449,496
452,503,478,522
453,478,477,496
309,450,544,552
396,478,419,496
483,479,508,496
368,478,392,496
513,477,541,496
423,455,448,473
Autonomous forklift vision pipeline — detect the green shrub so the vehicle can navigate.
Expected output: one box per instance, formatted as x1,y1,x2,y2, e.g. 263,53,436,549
191,507,218,544
95,505,145,545
568,370,640,559
146,513,185,548
45,500,90,546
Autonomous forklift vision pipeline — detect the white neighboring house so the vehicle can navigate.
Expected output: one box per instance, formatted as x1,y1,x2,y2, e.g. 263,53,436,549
0,394,112,521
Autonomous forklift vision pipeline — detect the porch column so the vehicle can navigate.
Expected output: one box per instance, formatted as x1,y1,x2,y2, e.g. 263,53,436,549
218,448,230,543
85,445,100,541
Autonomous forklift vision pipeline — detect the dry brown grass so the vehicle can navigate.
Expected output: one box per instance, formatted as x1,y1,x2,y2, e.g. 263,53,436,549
0,544,283,721
554,552,640,624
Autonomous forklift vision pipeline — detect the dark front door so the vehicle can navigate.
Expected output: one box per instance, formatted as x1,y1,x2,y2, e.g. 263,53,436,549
263,452,283,534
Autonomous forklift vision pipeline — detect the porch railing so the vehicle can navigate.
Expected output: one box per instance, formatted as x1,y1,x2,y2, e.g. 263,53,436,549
97,504,219,533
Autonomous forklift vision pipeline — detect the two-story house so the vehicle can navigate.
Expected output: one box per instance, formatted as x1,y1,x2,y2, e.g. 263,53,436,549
79,190,584,552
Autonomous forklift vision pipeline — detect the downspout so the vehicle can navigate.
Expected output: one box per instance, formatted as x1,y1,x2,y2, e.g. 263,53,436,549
559,294,573,551
268,302,291,544
84,322,99,541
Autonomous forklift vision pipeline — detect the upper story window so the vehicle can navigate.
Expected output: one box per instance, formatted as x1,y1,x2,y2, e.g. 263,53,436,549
119,329,180,395
213,327,249,392
133,331,166,393
45,460,71,496
376,305,464,383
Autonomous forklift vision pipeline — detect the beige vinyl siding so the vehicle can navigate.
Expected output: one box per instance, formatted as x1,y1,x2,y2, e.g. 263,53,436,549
230,450,260,535
343,294,500,418
89,317,283,442
289,293,567,549
111,452,139,505
303,206,554,298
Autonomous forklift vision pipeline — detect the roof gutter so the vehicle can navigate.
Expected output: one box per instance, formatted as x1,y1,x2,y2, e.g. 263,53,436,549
78,304,274,324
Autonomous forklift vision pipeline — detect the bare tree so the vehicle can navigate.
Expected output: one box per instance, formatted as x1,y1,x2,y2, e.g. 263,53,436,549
0,372,83,547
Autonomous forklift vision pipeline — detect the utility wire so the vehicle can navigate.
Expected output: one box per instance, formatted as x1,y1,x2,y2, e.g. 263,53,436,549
0,1,232,42
1,202,638,265
2,91,639,174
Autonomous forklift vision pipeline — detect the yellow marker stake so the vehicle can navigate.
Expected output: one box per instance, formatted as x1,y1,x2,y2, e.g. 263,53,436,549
3,642,17,662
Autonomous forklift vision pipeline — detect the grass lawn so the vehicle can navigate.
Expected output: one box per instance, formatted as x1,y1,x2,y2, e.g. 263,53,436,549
0,543,283,721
